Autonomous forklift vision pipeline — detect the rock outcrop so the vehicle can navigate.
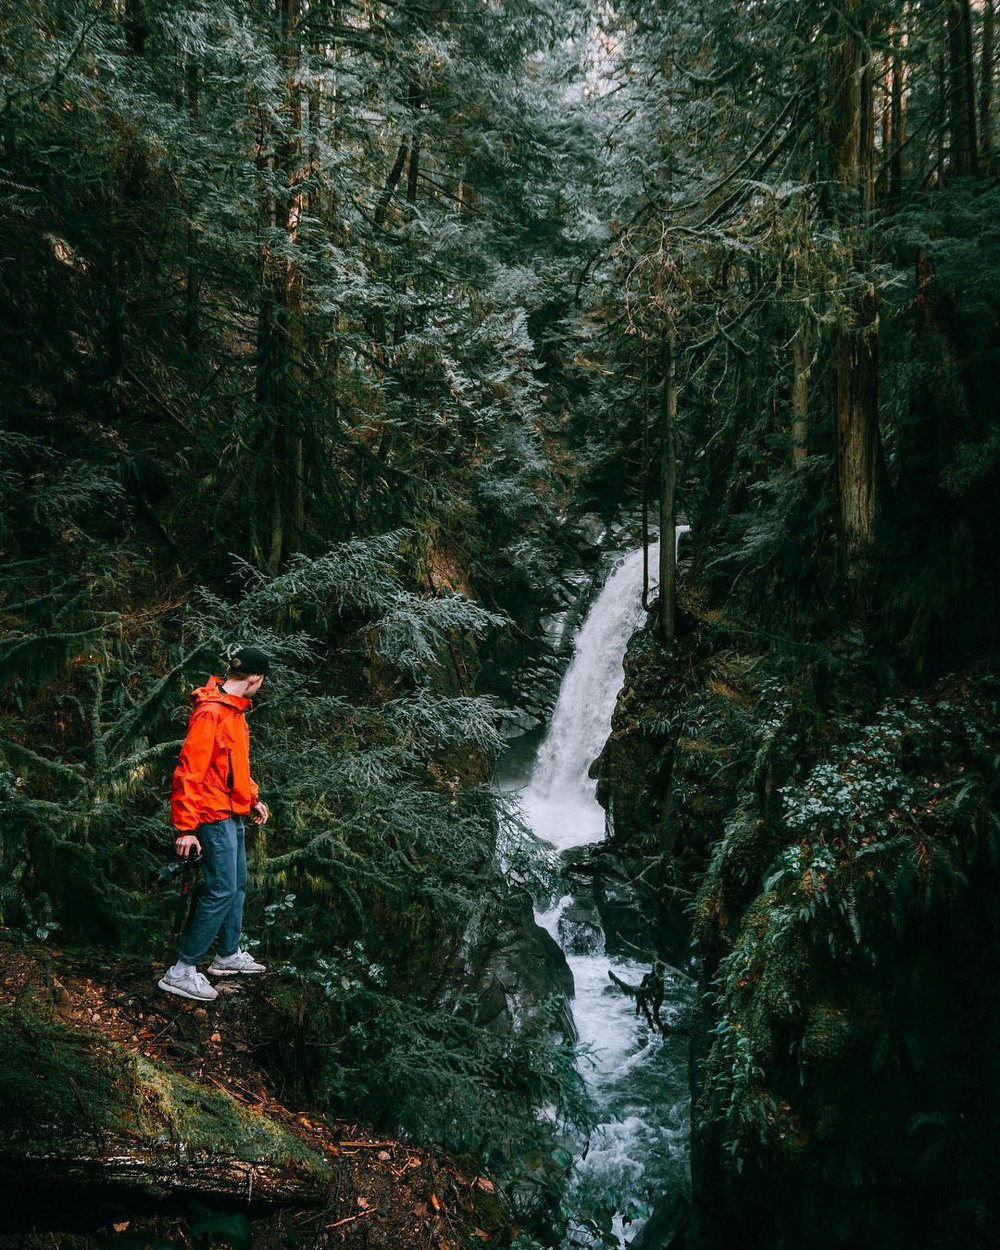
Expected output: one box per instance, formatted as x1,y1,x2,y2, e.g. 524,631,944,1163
462,888,576,1041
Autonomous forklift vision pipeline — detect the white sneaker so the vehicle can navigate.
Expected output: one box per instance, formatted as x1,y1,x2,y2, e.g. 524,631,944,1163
157,964,218,1001
208,949,266,976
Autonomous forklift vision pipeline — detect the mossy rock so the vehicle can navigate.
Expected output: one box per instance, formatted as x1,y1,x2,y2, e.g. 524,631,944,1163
0,1007,333,1203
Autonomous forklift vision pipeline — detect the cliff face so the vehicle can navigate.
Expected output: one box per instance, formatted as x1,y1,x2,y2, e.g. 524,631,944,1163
592,617,781,965
594,615,1000,1250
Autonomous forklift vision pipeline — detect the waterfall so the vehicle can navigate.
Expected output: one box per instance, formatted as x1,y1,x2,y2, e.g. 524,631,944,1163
508,543,691,1248
521,547,652,853
531,549,651,798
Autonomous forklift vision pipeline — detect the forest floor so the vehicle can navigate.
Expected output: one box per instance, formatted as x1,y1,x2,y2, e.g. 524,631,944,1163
0,938,504,1250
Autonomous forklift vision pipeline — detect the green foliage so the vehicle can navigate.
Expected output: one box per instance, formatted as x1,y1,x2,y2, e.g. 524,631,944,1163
252,893,594,1168
571,0,1000,677
697,678,1000,1167
0,533,503,930
0,532,594,1180
874,179,1000,670
0,557,209,939
324,987,588,1160
0,0,590,592
707,454,841,632
0,0,599,1182
504,1147,651,1250
5,0,1000,1239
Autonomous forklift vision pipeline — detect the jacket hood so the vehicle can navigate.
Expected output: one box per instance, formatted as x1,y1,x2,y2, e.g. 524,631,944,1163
191,675,253,713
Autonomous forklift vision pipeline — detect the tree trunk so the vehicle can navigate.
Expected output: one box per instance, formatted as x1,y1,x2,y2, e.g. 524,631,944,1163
827,2,890,616
658,327,678,646
106,244,123,391
256,0,307,572
791,329,810,467
370,140,410,352
982,0,996,162
406,137,420,208
122,0,149,56
936,53,947,183
374,141,410,229
1,1012,334,1212
184,60,201,351
394,138,420,344
833,296,887,614
888,23,907,200
947,0,978,176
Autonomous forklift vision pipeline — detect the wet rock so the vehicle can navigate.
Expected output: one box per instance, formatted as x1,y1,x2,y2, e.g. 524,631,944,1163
538,611,572,653
499,707,543,737
570,513,607,552
589,850,657,956
556,568,594,604
475,975,510,1028
548,852,606,954
463,890,576,1042
556,900,604,956
629,1189,690,1249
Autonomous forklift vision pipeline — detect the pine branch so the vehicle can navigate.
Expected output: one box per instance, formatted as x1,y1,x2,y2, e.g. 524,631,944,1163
103,645,215,764
0,740,90,792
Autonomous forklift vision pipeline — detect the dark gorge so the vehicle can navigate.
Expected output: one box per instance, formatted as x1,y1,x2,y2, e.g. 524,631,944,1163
2,1,1000,1247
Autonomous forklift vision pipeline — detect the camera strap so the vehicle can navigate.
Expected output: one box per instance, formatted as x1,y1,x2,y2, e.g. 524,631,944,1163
172,858,202,941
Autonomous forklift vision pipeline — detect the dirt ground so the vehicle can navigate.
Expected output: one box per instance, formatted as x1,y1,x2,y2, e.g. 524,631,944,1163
0,940,507,1250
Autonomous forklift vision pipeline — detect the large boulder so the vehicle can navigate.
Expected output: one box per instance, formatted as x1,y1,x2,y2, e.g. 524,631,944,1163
463,889,576,1041
629,1189,690,1249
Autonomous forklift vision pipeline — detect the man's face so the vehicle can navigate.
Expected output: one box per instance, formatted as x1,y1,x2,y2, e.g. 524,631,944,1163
246,673,265,696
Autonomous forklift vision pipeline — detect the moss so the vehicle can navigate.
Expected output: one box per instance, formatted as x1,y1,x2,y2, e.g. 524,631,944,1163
0,1008,332,1191
709,803,780,893
800,1003,853,1062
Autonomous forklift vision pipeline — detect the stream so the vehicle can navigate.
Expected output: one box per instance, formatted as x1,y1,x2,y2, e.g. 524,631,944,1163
500,547,692,1247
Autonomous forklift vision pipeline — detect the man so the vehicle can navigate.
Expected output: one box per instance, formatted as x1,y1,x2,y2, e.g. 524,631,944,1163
157,646,271,1002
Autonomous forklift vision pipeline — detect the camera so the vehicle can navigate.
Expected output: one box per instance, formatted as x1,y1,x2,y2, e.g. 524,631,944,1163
155,853,203,886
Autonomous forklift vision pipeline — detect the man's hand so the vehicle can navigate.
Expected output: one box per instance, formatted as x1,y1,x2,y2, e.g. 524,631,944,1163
174,833,202,857
251,801,270,826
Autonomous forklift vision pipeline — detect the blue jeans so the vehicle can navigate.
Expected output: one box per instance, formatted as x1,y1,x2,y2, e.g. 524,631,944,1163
178,817,246,964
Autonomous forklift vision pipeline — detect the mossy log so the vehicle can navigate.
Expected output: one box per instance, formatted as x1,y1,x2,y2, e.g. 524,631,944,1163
0,1008,333,1205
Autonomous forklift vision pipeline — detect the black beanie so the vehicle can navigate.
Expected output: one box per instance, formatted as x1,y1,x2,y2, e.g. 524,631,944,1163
228,645,270,677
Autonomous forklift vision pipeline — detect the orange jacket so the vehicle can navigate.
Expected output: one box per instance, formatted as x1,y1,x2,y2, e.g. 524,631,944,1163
171,677,260,831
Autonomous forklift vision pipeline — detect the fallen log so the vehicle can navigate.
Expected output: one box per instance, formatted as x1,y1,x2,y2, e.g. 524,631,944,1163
608,970,641,997
0,1007,334,1210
